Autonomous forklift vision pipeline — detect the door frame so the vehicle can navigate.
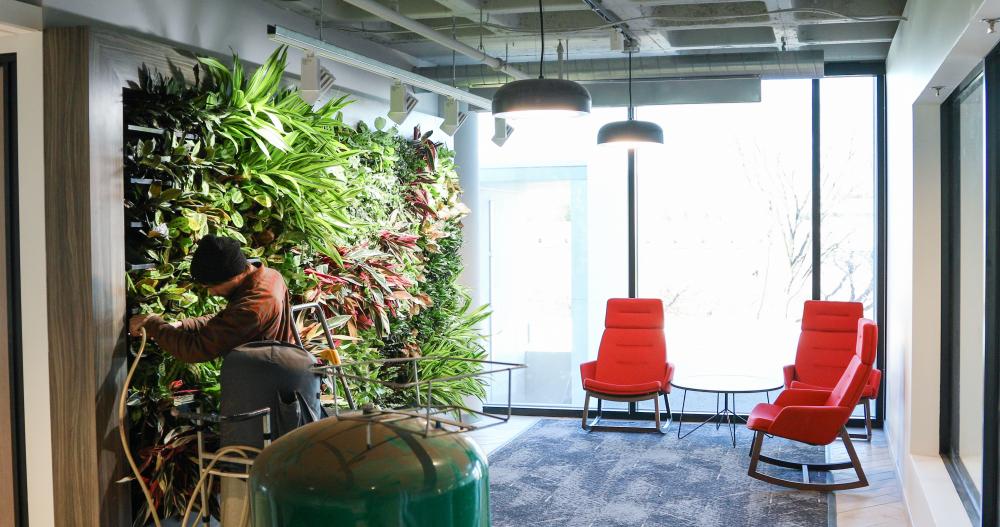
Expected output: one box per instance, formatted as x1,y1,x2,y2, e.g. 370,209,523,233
0,52,26,527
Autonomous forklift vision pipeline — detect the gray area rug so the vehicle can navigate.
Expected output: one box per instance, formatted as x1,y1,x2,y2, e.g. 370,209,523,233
488,419,832,527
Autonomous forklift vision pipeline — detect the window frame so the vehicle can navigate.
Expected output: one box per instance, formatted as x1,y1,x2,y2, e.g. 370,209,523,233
940,43,1000,526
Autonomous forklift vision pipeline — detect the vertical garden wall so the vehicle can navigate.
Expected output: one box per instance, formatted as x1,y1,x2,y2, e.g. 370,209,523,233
122,49,486,520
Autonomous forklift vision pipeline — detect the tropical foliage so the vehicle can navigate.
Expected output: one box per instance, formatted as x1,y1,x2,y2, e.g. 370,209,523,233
123,48,486,521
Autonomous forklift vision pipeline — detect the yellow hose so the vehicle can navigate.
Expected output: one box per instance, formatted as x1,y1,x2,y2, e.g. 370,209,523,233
118,328,162,527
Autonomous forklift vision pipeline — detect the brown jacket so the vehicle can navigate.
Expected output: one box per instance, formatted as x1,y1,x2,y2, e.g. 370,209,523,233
145,265,298,363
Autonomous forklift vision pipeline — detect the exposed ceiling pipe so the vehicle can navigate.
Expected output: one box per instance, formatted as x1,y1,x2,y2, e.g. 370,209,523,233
417,50,826,87
339,0,531,80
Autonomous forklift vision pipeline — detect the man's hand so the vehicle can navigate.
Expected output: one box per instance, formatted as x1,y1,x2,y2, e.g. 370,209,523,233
130,315,182,337
129,314,153,337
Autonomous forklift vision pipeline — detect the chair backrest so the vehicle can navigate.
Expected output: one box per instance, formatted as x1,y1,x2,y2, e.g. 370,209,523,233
594,298,666,385
220,341,324,448
794,300,864,388
826,319,878,408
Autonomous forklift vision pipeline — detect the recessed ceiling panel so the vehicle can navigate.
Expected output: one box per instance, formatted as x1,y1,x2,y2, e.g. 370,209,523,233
667,26,776,48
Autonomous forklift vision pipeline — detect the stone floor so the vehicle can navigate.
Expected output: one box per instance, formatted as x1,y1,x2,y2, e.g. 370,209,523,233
468,416,910,527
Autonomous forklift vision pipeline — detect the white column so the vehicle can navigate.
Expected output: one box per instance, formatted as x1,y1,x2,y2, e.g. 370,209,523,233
453,112,481,307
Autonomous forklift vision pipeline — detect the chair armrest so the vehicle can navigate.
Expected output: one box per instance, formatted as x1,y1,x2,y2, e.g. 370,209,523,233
782,364,796,389
664,362,675,385
769,405,853,446
774,388,832,407
580,360,597,388
867,368,882,398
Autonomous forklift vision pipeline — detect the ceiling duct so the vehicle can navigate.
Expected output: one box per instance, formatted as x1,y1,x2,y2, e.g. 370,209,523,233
338,0,530,81
416,51,825,88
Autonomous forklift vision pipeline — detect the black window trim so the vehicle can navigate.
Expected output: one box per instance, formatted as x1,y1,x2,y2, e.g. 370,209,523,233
939,41,1000,526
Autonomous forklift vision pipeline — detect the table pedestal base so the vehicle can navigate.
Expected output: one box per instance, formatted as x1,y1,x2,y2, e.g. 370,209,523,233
676,390,769,448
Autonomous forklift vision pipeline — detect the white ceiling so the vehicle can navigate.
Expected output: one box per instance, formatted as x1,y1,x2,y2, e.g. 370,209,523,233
265,0,906,66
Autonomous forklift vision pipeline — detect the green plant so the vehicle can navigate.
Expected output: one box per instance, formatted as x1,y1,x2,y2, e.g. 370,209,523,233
123,48,488,522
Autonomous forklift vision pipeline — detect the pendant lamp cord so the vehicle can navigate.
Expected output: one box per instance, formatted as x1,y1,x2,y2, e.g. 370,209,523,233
538,0,545,79
628,48,634,120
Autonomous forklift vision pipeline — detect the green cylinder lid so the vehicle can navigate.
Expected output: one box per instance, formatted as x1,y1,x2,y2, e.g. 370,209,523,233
249,411,490,526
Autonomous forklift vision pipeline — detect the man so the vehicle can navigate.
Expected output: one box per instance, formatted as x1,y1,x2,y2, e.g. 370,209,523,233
129,234,297,360
129,235,298,526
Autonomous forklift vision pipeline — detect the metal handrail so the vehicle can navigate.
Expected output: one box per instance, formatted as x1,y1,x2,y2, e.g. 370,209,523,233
291,301,357,410
312,356,525,437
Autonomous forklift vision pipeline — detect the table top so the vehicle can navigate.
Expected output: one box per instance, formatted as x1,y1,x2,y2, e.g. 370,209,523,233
670,373,783,394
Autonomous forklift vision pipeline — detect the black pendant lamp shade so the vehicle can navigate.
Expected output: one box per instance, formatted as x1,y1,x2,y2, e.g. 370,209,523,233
492,77,592,118
597,49,664,147
491,0,591,119
597,119,664,145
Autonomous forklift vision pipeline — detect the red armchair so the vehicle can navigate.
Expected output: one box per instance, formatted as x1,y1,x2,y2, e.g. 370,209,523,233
783,300,881,441
746,318,878,491
580,298,674,433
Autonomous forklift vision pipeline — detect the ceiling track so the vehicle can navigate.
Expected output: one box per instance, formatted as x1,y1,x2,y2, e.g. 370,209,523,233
268,25,495,110
579,0,638,46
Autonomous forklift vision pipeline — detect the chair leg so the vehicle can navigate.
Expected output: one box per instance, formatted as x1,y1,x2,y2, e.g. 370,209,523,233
747,426,869,491
849,399,873,441
654,393,661,430
581,392,669,433
840,427,869,488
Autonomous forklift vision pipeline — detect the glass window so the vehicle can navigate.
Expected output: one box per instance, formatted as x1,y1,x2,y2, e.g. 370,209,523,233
634,80,813,414
477,77,880,416
820,77,877,317
952,82,986,492
478,109,628,409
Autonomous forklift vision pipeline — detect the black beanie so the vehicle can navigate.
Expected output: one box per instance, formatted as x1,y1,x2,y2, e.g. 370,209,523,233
190,235,248,285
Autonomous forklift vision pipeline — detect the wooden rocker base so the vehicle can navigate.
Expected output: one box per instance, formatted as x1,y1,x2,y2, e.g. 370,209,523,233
748,427,868,491
581,391,671,434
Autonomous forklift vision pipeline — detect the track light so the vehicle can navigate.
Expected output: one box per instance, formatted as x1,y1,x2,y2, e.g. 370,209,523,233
388,81,418,125
492,117,514,147
440,97,468,136
300,52,336,105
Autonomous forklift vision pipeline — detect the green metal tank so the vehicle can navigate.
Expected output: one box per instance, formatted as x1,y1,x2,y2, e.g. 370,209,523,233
248,409,490,527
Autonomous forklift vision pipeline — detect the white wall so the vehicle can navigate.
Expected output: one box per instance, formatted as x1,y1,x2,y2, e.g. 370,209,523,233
0,3,52,526
885,0,1000,524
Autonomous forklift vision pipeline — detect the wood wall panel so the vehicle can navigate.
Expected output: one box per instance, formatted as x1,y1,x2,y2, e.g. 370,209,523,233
89,29,131,527
44,27,102,527
43,26,205,526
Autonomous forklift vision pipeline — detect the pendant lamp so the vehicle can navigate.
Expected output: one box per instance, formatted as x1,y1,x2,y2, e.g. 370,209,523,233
491,0,591,119
597,49,664,148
